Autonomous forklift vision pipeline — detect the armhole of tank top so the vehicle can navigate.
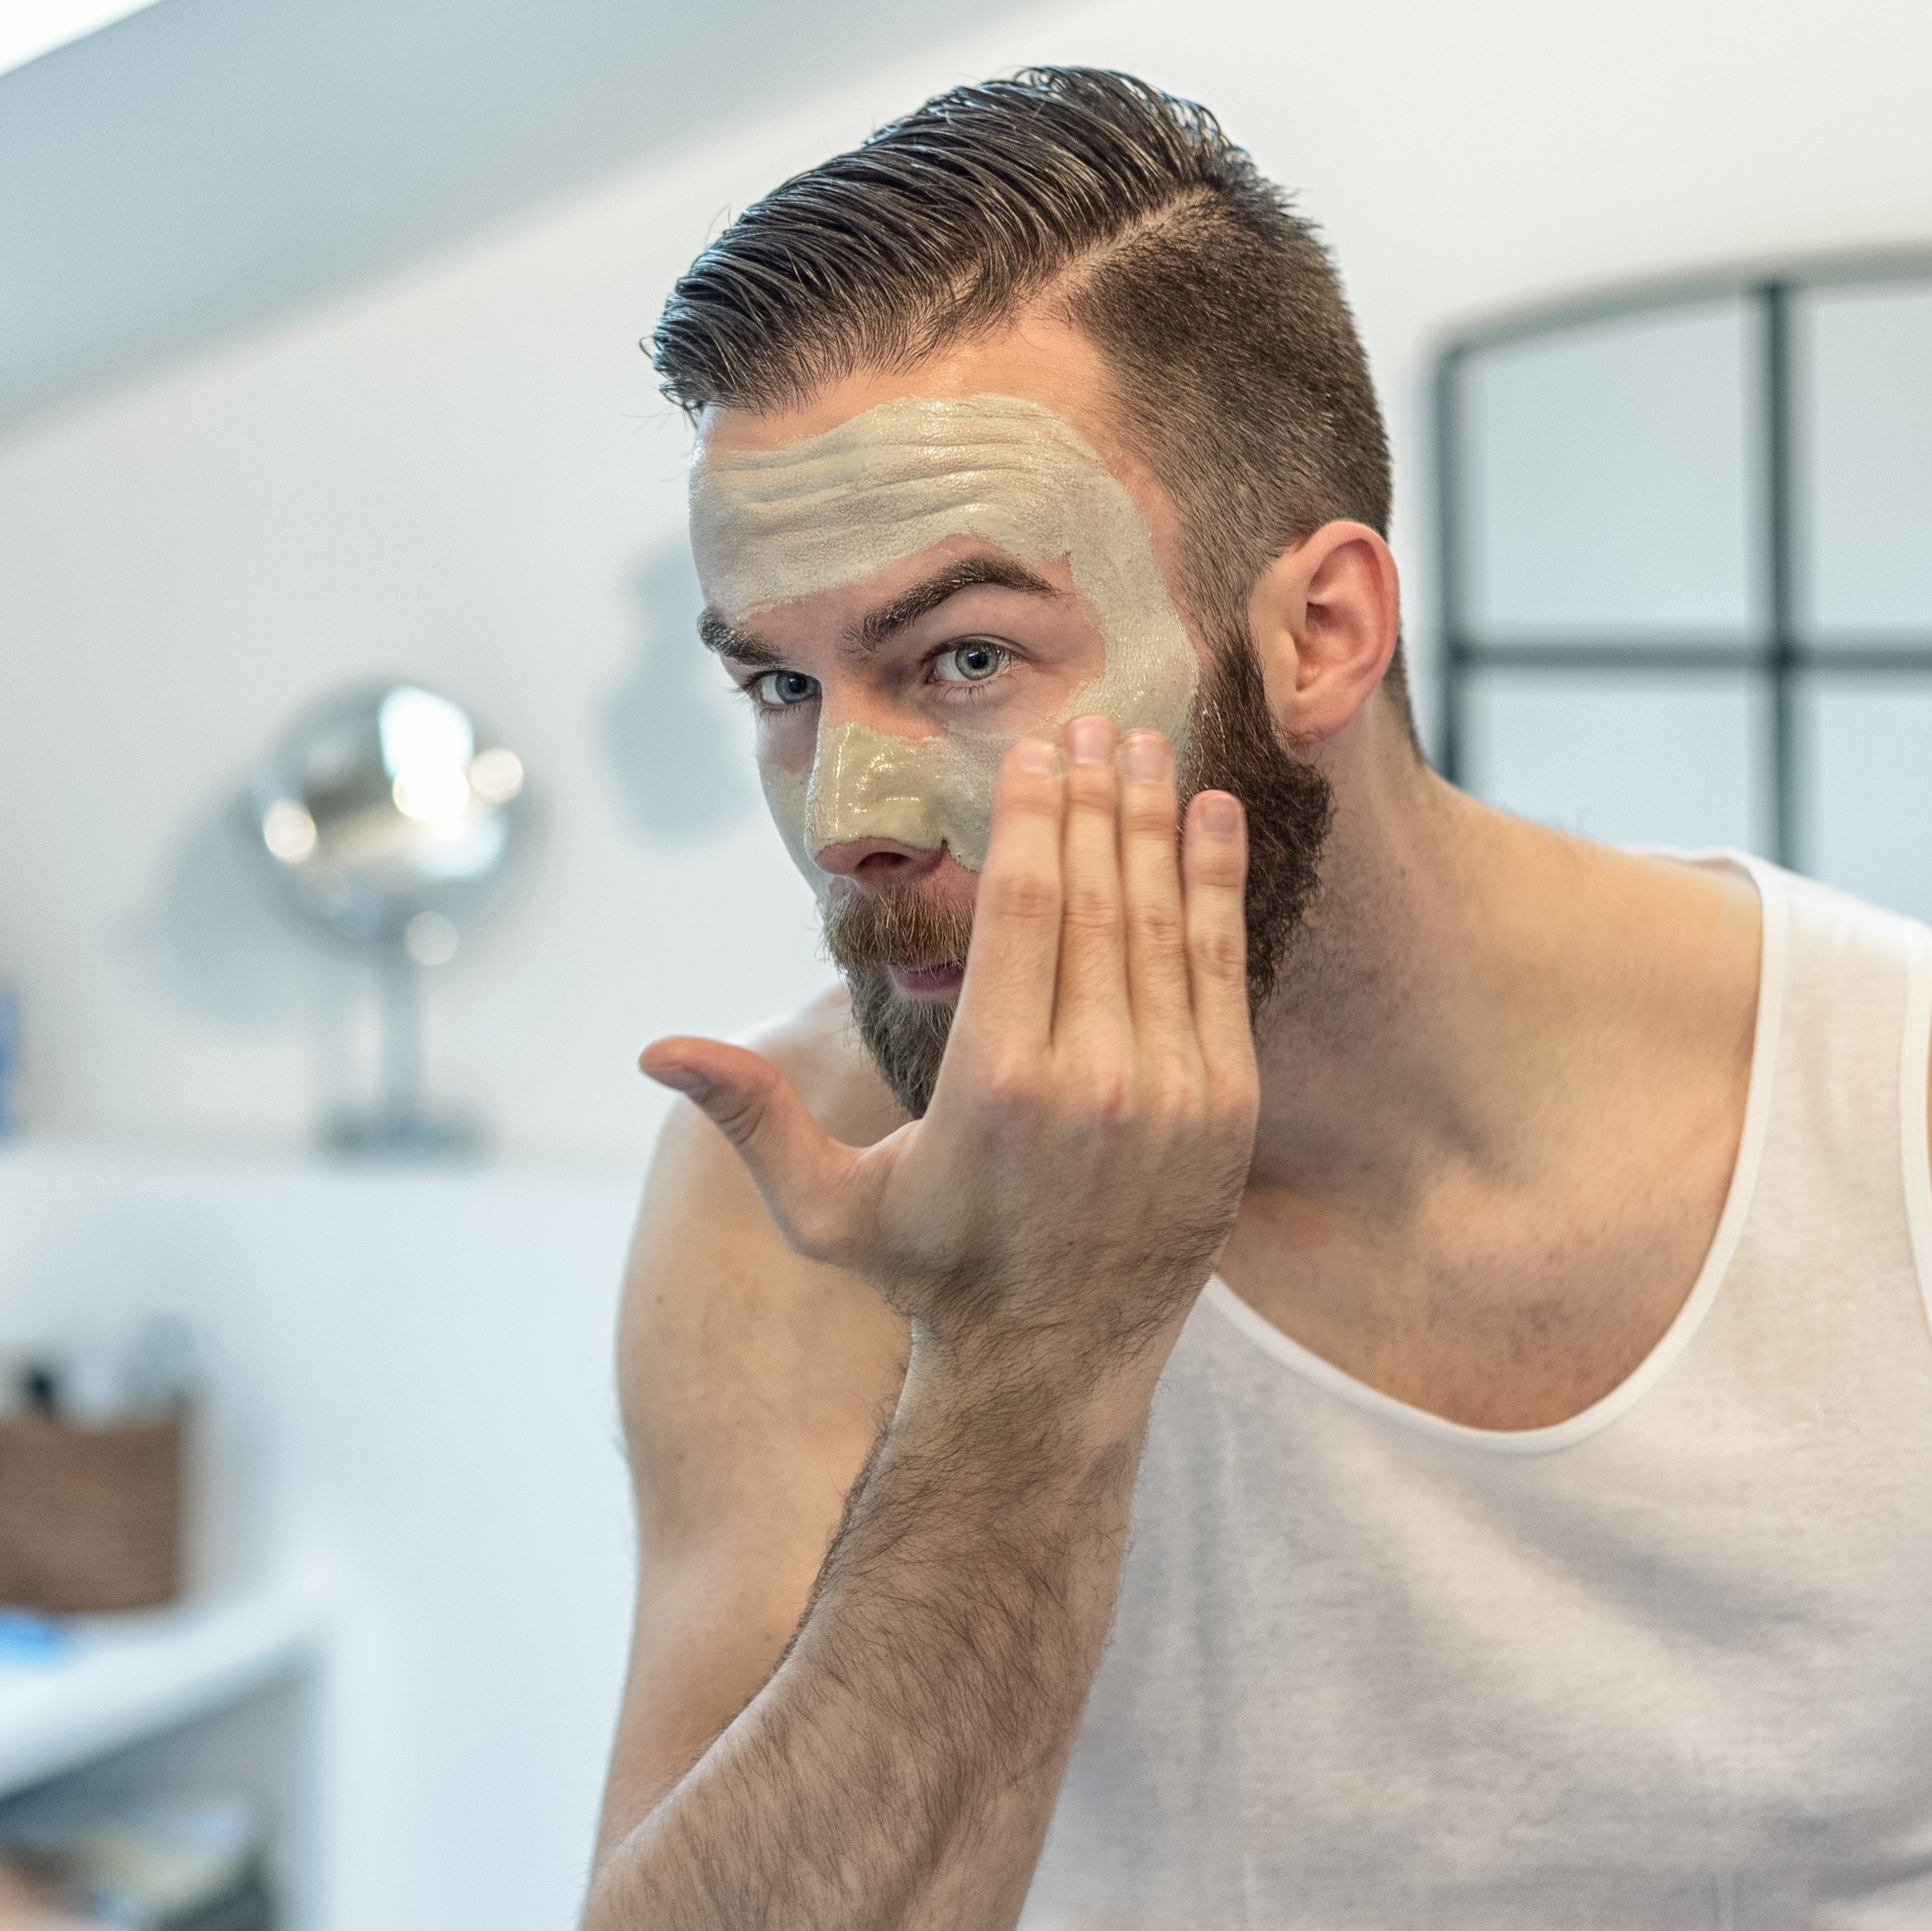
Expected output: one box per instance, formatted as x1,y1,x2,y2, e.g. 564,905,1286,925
1898,923,1932,1342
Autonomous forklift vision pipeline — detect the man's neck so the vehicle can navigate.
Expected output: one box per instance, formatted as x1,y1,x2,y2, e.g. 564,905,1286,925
1224,762,1763,1428
1246,763,1544,1203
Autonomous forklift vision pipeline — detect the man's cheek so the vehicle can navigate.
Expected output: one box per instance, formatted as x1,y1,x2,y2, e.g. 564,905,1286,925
758,760,817,888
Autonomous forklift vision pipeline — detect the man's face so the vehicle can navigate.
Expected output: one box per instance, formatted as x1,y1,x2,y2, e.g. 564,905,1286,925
689,322,1331,1114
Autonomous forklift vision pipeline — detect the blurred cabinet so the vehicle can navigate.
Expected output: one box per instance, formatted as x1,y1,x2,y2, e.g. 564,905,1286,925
0,1583,329,1928
1439,256,1932,918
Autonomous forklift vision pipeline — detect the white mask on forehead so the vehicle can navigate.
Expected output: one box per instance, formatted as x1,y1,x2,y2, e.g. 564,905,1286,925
689,393,1199,889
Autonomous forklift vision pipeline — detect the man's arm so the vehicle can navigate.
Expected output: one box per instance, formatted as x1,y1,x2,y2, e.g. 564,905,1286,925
592,991,911,1859
585,722,1257,1930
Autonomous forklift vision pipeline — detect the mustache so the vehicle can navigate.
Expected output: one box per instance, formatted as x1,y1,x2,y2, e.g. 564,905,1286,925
823,885,975,980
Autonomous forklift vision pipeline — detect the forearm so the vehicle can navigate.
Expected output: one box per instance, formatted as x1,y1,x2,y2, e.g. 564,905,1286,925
586,1343,1154,1931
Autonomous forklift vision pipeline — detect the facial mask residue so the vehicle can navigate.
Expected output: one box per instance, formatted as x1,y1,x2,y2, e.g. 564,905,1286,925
690,393,1199,884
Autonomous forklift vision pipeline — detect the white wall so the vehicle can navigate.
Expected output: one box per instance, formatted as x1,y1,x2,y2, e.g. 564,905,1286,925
2,0,1928,1163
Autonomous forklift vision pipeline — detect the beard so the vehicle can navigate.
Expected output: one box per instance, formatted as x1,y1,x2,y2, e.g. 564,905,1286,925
824,629,1335,1118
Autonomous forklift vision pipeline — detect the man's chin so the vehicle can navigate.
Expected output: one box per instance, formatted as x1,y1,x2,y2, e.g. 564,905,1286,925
845,964,956,1119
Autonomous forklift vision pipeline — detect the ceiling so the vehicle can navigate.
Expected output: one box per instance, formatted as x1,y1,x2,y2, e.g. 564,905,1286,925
0,0,1029,441
0,1,168,79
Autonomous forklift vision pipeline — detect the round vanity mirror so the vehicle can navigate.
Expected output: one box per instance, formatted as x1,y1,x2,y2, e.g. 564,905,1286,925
246,682,529,1158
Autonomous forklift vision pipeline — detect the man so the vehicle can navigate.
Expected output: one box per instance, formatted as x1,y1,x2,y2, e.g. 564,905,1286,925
585,68,1932,1929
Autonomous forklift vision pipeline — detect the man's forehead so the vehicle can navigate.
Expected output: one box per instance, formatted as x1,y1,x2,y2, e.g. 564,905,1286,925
688,393,1127,614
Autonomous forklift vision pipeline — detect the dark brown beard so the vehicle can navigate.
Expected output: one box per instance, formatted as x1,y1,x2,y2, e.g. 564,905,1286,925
824,888,975,1119
824,631,1334,1118
1179,625,1335,1018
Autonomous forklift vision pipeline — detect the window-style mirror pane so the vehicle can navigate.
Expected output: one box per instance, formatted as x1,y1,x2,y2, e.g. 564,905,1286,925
1457,299,1759,643
1798,279,1932,641
1802,679,1932,919
1465,670,1762,852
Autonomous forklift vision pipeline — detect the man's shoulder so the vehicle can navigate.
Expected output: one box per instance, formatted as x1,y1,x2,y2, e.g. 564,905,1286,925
622,981,909,1520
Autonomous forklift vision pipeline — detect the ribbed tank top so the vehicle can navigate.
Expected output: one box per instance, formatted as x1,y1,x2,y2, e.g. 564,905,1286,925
1022,853,1932,1929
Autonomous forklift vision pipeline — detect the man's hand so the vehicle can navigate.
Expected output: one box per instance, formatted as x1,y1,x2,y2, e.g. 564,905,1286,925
641,714,1258,1385
591,715,1254,1931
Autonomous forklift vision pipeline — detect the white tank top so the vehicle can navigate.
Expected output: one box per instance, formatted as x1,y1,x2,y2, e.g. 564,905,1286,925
1023,854,1932,1929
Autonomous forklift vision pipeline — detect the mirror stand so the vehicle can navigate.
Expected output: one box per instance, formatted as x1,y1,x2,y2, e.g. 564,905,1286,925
322,950,480,1162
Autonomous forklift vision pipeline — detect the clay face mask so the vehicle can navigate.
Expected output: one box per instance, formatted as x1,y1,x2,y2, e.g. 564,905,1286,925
690,393,1199,885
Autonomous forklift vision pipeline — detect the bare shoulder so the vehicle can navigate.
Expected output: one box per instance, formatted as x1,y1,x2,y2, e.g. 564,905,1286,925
620,980,910,1549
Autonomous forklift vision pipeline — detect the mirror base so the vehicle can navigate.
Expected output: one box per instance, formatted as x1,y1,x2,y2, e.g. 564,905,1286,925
321,1101,483,1165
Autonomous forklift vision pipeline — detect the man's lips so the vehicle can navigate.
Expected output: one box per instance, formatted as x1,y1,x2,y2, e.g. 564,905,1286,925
888,962,966,999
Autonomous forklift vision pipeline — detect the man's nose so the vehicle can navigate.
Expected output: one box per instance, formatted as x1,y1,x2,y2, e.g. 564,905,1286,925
813,837,947,891
803,718,951,874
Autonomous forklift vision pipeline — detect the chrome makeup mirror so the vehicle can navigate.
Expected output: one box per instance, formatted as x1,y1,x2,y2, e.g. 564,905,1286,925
245,682,529,1158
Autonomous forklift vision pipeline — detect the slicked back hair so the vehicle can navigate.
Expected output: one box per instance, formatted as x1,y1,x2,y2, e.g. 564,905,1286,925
651,66,1418,747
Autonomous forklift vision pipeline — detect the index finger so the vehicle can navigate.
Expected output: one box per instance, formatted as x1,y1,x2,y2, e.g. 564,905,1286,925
949,737,1065,1058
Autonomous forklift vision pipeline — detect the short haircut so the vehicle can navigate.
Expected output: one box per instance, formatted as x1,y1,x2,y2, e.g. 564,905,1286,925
651,65,1417,745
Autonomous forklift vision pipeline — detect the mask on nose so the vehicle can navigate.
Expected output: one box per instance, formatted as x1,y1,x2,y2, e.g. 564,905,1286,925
691,393,1200,893
758,718,1009,881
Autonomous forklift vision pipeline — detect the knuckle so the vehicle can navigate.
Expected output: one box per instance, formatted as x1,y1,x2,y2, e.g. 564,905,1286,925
1071,1064,1138,1128
1063,880,1121,936
975,1055,1046,1117
706,1081,770,1149
777,1201,837,1261
1150,1061,1205,1125
1188,843,1248,890
999,778,1062,822
981,867,1059,926
1131,902,1185,954
804,1218,861,1271
1189,923,1246,981
1120,789,1178,838
1064,763,1119,811
1208,1070,1261,1132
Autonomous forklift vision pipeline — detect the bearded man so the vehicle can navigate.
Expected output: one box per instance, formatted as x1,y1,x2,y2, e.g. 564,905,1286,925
583,68,1932,1930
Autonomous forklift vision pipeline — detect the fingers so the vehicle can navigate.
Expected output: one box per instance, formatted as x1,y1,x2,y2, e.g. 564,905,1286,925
1180,792,1256,1084
1054,714,1130,1032
640,1037,865,1262
1118,730,1194,1042
951,737,1065,1058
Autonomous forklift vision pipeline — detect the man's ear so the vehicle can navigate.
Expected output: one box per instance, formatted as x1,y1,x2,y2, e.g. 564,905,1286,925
1246,521,1401,743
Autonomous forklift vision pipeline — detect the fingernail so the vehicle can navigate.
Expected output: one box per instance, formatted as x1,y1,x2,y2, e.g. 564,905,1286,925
1201,793,1241,840
1011,737,1057,775
645,1063,711,1097
1123,730,1166,783
1067,715,1112,766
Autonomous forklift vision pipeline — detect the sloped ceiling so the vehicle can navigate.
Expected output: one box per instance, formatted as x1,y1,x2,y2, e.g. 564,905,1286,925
0,0,1030,440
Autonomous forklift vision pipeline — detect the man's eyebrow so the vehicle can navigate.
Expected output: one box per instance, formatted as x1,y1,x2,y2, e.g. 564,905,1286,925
697,610,782,668
852,558,1061,653
696,556,1061,669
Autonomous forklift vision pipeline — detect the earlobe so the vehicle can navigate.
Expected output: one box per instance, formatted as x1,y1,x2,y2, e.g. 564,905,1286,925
1247,522,1400,744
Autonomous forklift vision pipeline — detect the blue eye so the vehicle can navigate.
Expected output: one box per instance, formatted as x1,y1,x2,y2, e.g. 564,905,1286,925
753,670,820,707
933,641,1009,685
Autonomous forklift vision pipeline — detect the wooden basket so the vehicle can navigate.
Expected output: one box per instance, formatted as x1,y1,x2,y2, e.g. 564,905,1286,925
0,1409,187,1613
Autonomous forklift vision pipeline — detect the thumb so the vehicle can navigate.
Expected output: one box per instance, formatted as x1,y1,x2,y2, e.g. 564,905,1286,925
641,1036,865,1263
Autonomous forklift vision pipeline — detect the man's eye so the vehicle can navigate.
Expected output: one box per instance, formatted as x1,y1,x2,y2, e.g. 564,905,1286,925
932,641,1010,685
752,670,820,707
